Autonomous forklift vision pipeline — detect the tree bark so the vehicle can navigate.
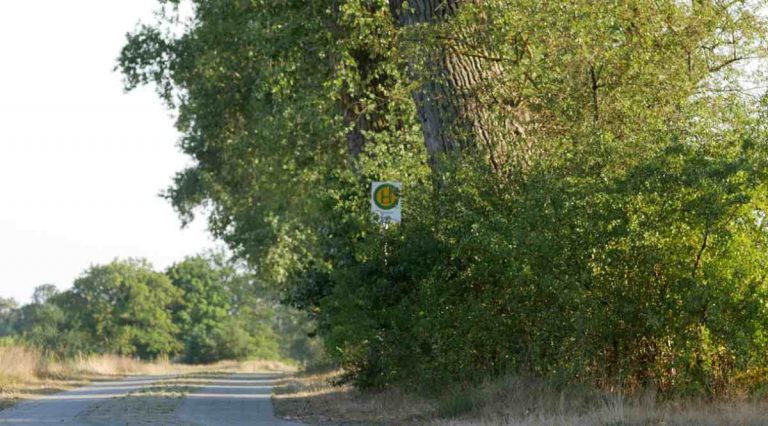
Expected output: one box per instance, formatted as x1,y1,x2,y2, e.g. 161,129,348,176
389,0,532,172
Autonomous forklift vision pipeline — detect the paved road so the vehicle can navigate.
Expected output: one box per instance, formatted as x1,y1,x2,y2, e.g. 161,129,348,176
0,373,301,426
177,374,301,426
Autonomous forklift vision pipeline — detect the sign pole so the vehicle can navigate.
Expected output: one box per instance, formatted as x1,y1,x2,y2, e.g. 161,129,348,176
383,220,390,267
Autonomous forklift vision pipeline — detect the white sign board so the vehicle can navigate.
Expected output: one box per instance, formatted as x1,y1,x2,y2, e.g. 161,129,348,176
371,181,402,224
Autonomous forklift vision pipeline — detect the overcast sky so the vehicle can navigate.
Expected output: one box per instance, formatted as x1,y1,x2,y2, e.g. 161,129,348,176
0,1,213,303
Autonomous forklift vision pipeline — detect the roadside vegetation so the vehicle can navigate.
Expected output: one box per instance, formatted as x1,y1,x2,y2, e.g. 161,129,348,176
274,370,768,425
9,0,768,421
0,346,168,411
119,0,768,404
9,0,759,423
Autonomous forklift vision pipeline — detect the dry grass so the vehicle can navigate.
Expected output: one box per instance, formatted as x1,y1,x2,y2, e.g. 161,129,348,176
0,347,183,383
0,346,40,383
273,371,768,426
201,359,295,374
60,355,294,377
66,354,179,376
0,346,86,411
273,369,436,425
437,397,768,425
432,376,768,426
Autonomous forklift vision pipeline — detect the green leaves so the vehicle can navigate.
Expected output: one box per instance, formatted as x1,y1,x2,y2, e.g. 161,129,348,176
70,259,182,359
166,252,285,363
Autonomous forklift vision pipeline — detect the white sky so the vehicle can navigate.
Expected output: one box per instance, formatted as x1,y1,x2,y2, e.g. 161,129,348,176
0,1,213,303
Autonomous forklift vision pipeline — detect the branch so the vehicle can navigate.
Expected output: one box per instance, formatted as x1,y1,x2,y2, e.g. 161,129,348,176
590,66,600,123
707,55,756,73
692,225,710,278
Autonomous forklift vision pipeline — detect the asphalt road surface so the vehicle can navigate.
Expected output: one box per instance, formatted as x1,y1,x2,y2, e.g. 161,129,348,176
0,373,302,426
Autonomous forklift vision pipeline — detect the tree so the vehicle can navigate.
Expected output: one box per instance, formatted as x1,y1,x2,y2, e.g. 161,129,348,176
388,0,768,173
388,0,528,171
16,291,90,358
167,254,233,363
118,0,428,303
32,284,59,305
70,259,182,359
167,252,293,363
0,297,19,337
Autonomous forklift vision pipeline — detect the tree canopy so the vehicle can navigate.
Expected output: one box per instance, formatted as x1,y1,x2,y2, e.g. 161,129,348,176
168,253,282,363
68,259,182,359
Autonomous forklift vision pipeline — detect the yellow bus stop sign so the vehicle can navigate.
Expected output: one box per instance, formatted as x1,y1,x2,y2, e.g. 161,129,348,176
371,182,401,223
374,184,399,210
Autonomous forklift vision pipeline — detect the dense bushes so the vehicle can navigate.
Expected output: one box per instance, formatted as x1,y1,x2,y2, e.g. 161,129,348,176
320,126,768,395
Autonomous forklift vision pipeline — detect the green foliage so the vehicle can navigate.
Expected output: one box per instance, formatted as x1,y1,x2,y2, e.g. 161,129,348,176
32,284,58,305
119,0,768,397
0,336,18,347
68,259,183,359
214,317,279,361
0,297,18,337
167,252,286,363
167,254,231,363
9,286,89,357
319,117,768,394
7,256,315,363
20,306,90,358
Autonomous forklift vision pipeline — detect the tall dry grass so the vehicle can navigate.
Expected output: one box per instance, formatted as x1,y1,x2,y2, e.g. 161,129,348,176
0,346,175,385
1,344,294,385
435,396,768,426
431,375,768,425
0,346,40,384
207,359,296,373
66,354,177,376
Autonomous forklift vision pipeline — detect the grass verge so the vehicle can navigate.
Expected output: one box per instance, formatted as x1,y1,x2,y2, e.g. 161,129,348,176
0,346,89,411
273,369,436,425
272,371,768,426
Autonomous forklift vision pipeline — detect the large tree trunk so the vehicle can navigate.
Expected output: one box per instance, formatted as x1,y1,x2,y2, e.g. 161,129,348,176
389,0,532,172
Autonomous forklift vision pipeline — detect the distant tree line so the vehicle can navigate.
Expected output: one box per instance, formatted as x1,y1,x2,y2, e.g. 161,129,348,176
0,253,321,364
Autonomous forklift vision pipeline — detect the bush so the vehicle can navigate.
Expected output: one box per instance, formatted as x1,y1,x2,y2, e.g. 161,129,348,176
320,125,768,396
